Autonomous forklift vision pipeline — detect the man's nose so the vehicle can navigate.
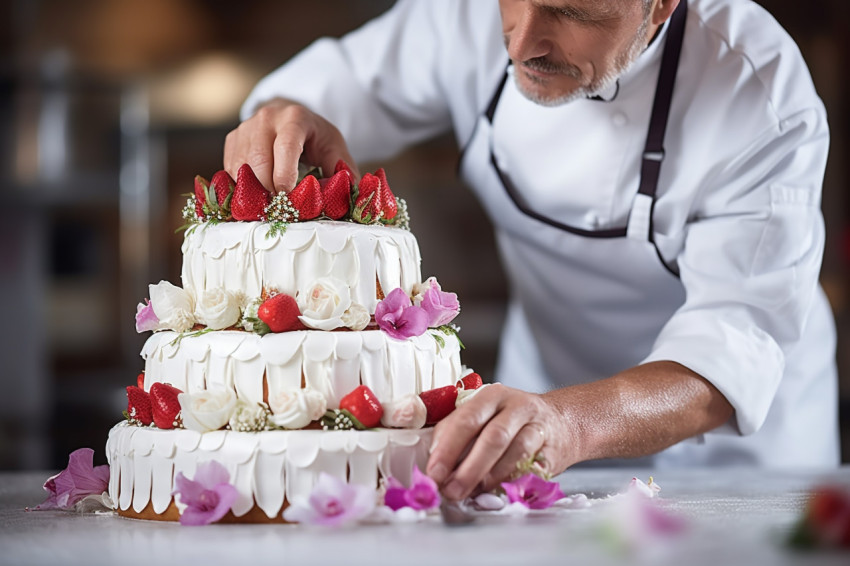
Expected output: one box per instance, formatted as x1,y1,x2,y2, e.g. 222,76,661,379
506,5,554,63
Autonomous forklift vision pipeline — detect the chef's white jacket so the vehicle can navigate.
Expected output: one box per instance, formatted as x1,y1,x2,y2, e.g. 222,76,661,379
242,0,839,467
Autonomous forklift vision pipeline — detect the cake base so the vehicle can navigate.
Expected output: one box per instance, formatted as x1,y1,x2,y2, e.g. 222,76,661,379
106,422,433,523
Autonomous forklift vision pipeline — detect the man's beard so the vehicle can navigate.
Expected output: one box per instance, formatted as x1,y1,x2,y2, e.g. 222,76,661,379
511,16,651,107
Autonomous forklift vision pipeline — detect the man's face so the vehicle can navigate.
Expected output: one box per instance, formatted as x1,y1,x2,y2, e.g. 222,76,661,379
499,0,653,106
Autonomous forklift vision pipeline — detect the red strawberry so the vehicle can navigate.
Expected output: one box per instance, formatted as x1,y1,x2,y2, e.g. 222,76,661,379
807,487,850,546
137,372,145,389
231,164,271,221
194,175,210,217
126,386,153,426
339,385,383,429
334,159,356,185
257,293,306,332
456,372,483,391
289,175,323,220
354,173,384,222
373,168,397,220
210,170,235,206
419,385,459,425
321,170,351,220
149,382,183,429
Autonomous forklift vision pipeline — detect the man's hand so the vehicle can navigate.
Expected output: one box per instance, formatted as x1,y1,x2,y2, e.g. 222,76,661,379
224,99,359,193
425,362,734,501
425,384,574,501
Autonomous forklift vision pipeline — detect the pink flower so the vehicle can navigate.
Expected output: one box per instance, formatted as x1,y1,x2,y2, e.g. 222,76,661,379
384,466,441,511
375,288,429,340
37,448,110,510
172,461,238,526
419,285,460,327
135,299,160,333
501,473,564,510
283,473,375,526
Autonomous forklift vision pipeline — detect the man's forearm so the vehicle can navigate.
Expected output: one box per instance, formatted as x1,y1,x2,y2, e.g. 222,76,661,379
544,361,734,465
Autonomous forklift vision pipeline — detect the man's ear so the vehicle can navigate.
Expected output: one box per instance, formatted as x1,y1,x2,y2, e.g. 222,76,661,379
650,0,681,26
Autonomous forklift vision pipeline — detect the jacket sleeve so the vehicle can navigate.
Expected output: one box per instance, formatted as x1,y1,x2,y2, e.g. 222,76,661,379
643,104,830,436
241,0,456,162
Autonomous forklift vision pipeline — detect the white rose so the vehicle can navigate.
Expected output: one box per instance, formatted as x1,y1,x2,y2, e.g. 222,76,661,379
178,389,237,432
269,389,327,429
456,383,491,408
296,277,352,331
412,276,440,306
196,288,241,330
340,303,370,331
149,280,196,332
380,394,427,429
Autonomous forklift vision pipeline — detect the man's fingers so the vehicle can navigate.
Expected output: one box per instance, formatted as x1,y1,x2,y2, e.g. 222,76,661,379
481,423,547,492
426,387,505,485
272,135,305,193
440,409,529,501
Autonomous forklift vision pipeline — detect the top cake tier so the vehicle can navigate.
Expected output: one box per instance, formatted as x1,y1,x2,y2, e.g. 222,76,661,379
181,221,422,314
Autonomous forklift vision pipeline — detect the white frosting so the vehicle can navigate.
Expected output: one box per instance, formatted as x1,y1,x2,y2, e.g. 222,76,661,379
181,221,422,314
106,422,432,520
141,329,463,409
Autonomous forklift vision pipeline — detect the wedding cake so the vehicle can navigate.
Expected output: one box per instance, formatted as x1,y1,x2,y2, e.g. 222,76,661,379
106,163,482,522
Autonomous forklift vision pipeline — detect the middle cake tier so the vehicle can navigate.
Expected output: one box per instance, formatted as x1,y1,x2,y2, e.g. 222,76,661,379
141,330,464,408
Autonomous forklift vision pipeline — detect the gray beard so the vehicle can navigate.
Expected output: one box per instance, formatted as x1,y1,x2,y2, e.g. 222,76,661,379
513,16,651,107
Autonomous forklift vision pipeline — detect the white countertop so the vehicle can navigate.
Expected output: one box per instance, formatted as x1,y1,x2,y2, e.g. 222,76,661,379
2,467,849,566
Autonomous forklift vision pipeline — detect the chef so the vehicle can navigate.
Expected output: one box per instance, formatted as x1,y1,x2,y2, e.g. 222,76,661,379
224,0,839,500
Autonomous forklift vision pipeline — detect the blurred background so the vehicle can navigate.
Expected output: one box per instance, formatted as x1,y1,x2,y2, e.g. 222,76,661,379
0,0,847,470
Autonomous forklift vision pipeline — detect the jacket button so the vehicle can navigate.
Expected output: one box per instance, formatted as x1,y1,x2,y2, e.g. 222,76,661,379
612,112,628,127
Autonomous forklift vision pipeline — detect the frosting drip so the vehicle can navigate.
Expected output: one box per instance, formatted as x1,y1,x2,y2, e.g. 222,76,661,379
181,221,422,314
141,329,463,408
106,423,433,519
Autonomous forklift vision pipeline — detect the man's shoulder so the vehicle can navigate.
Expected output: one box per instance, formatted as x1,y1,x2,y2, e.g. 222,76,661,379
686,0,822,121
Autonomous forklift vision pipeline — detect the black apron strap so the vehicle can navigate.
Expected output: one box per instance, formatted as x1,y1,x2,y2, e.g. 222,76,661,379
637,0,688,200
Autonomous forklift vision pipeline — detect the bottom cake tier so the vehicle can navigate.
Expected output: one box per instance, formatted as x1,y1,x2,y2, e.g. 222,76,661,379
106,422,433,523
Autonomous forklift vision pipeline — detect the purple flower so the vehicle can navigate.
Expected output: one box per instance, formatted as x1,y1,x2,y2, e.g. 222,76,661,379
375,288,429,340
37,448,110,510
283,473,375,526
135,299,160,333
501,473,564,510
419,285,460,327
384,466,441,511
172,461,238,526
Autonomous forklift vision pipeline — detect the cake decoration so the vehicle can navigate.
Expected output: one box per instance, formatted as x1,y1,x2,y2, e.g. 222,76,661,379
180,160,410,238
281,472,375,526
172,460,238,526
384,466,440,512
34,448,110,511
501,473,565,510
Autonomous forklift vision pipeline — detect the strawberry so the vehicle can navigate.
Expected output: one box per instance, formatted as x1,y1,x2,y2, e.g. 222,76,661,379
231,164,271,221
257,293,306,332
334,159,356,185
136,372,145,389
456,372,483,391
126,385,153,426
149,382,183,429
321,170,351,220
194,175,210,217
289,175,323,220
339,385,383,429
353,173,384,222
807,487,850,546
209,169,235,207
419,385,459,425
373,168,397,220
